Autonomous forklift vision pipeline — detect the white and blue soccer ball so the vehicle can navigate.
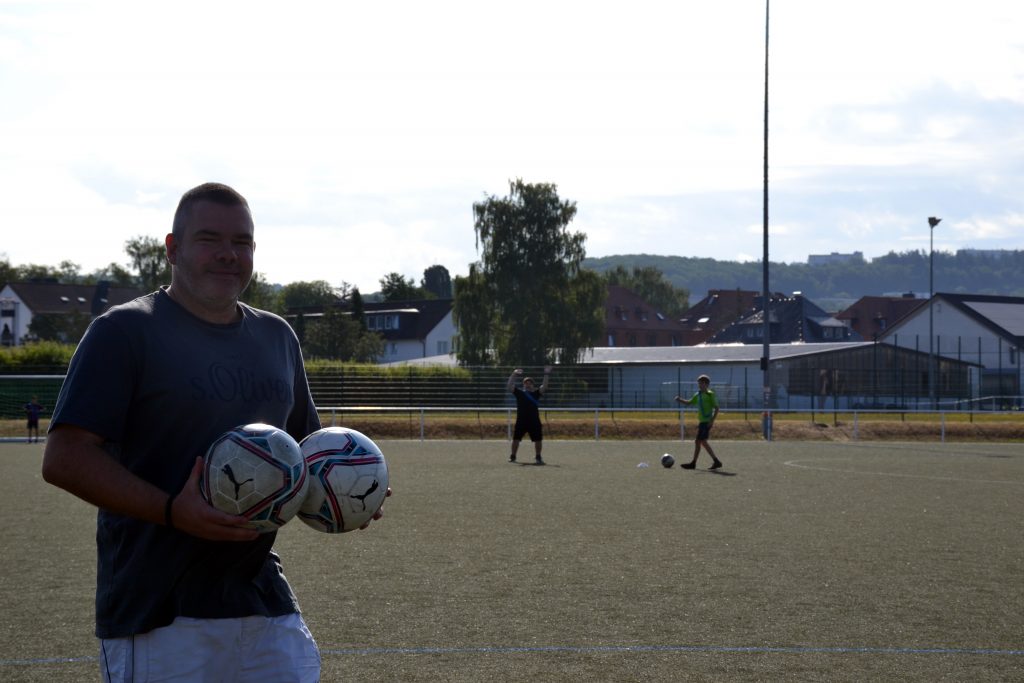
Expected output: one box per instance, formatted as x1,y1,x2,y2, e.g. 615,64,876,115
298,427,389,533
660,453,676,468
200,423,309,533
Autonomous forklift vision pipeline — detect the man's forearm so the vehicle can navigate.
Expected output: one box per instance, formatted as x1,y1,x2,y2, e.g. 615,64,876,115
42,426,168,525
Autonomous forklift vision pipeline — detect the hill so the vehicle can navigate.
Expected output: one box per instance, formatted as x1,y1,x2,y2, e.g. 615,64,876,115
583,250,1024,307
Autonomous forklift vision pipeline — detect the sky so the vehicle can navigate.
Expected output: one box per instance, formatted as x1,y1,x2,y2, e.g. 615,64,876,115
2,0,1023,294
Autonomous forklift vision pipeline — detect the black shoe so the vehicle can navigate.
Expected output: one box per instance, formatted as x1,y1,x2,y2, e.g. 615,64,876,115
680,462,696,470
535,457,545,466
509,455,516,463
710,461,723,470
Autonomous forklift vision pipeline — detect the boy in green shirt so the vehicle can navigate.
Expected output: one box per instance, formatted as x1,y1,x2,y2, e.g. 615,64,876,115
674,374,723,470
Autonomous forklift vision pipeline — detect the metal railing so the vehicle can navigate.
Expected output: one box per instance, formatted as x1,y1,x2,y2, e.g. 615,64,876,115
312,405,1024,443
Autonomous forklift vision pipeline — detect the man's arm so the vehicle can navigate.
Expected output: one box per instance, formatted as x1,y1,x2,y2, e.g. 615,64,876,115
42,424,258,541
674,395,692,406
507,368,522,394
539,365,552,394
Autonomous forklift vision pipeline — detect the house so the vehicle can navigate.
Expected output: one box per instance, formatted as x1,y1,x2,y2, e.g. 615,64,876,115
678,289,760,345
0,281,145,346
601,285,687,347
836,294,925,341
362,298,456,363
878,292,1024,400
709,293,862,345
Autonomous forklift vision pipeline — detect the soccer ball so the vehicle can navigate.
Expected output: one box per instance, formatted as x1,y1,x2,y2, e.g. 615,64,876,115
200,423,309,533
660,453,676,468
298,427,389,533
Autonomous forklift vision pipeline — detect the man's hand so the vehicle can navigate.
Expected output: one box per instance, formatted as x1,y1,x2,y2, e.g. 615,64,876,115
171,458,259,541
507,369,522,392
358,487,393,530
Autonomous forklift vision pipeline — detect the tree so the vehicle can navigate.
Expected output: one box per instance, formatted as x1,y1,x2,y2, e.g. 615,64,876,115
602,265,690,318
0,257,15,285
124,236,170,292
27,310,92,343
421,265,452,299
90,262,138,287
278,280,340,312
349,329,386,362
303,306,383,362
240,272,281,313
16,263,75,283
379,272,421,301
451,264,495,365
454,179,604,366
547,268,605,361
8,259,85,284
55,260,83,283
292,312,307,343
350,287,365,327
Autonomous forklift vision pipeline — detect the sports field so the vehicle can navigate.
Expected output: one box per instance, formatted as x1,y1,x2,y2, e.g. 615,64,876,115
2,439,1022,682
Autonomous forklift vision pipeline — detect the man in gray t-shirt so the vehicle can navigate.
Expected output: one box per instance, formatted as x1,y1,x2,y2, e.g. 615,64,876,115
52,289,318,637
42,183,378,682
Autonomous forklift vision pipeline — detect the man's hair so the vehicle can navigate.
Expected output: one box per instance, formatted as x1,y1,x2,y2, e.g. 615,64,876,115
697,374,711,384
172,182,251,240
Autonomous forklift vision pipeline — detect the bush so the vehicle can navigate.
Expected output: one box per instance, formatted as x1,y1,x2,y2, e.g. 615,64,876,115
0,341,75,373
304,362,483,408
304,360,471,380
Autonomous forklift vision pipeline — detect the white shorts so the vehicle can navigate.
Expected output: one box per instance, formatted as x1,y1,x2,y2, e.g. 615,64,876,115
99,612,320,683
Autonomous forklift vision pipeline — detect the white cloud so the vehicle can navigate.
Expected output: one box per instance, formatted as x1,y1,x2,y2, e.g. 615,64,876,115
1,0,1022,291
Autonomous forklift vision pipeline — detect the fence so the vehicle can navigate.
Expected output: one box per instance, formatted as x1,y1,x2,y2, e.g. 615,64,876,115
3,377,1021,443
311,406,1023,443
2,367,1021,420
304,365,1020,412
0,375,65,420
305,366,760,410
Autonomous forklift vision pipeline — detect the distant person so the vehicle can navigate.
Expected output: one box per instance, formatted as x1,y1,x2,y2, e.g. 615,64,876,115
674,374,722,470
507,366,551,465
25,396,43,443
42,182,388,682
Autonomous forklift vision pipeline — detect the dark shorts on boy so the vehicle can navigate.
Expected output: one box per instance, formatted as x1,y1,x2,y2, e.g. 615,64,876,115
513,420,543,443
696,422,712,441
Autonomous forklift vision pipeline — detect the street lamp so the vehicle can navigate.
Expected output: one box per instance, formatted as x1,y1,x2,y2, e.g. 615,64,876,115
928,216,941,409
761,0,772,440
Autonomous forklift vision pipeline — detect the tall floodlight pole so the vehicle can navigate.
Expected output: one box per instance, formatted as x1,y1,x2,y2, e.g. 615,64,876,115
761,0,772,440
928,216,941,409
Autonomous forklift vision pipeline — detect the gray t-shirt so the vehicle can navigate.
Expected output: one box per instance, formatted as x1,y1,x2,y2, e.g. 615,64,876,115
50,288,321,638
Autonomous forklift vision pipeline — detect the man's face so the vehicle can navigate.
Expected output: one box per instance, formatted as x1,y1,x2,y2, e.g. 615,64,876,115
524,379,535,390
166,200,254,314
698,380,709,391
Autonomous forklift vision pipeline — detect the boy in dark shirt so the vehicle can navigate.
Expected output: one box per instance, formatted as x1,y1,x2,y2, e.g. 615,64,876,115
507,366,552,465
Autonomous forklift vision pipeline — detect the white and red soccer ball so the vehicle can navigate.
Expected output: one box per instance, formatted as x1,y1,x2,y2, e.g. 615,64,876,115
200,423,309,533
298,426,390,533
